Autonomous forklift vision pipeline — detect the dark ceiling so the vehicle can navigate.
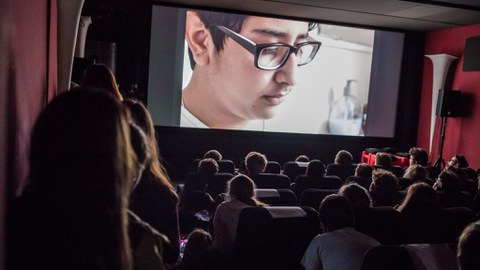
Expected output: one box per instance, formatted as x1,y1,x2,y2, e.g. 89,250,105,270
155,0,480,31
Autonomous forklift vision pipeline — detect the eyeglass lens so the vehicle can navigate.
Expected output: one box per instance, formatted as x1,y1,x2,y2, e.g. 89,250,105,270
257,44,318,69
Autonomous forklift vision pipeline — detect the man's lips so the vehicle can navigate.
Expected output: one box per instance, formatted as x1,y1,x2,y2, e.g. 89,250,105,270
262,94,286,106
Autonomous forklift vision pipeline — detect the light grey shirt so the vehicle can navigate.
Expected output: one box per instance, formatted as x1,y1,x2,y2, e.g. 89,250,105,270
301,227,380,270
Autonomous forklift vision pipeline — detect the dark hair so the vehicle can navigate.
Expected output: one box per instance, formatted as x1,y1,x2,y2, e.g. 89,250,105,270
408,147,428,166
335,150,353,165
204,149,222,161
227,174,263,206
80,64,123,100
355,163,373,178
396,182,439,213
28,88,133,269
403,164,428,182
338,183,372,213
245,151,267,175
434,170,462,193
454,154,469,168
122,99,177,198
318,194,354,232
457,221,480,270
375,152,392,168
371,169,399,193
295,155,310,162
198,158,219,176
306,159,325,177
181,229,213,269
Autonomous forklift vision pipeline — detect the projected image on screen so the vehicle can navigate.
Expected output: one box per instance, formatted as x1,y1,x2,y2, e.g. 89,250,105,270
148,6,404,137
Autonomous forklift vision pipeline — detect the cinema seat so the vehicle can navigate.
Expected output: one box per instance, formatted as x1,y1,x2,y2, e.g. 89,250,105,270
217,159,236,174
255,188,297,206
265,161,282,174
294,175,342,197
205,173,234,198
299,188,338,209
232,206,320,270
326,163,355,182
250,173,291,189
282,161,307,183
360,245,417,270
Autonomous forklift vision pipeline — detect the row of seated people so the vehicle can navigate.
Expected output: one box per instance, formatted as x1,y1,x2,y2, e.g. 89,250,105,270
189,148,479,189
177,173,478,270
182,151,479,213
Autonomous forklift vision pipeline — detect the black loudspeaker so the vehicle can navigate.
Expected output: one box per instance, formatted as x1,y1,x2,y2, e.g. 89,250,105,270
463,36,480,71
436,89,461,117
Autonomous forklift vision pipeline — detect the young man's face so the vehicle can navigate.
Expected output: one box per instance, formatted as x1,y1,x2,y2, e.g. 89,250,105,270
208,16,311,122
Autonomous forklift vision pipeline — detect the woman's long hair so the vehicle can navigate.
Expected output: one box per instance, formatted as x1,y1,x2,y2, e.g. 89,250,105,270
122,99,177,197
395,182,439,213
227,174,263,206
27,89,133,269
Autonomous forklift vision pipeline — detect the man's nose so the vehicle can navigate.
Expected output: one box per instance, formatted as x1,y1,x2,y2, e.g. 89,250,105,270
274,52,298,86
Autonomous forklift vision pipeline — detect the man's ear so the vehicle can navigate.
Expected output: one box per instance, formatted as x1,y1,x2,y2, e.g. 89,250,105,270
185,11,210,66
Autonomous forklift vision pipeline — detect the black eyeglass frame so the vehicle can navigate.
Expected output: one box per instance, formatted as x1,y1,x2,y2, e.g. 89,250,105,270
216,25,321,71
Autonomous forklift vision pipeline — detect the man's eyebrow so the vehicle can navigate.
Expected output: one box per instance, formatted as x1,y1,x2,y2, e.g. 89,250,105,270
252,29,309,39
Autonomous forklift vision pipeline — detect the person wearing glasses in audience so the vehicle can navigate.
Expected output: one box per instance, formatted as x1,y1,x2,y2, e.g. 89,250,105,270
182,10,320,130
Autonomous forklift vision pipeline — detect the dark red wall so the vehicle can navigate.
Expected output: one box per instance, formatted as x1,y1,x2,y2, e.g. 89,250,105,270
418,24,480,169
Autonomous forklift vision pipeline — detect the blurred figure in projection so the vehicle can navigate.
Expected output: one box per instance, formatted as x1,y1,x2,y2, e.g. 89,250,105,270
182,10,320,130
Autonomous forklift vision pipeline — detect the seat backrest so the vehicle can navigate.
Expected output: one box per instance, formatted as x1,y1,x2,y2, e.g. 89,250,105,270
182,172,207,194
205,173,234,198
217,159,236,174
404,243,460,270
250,173,291,189
436,190,474,209
346,175,372,190
356,206,406,245
441,207,476,243
299,188,338,209
360,245,417,270
282,161,307,183
325,163,355,182
265,161,281,174
255,188,297,206
294,175,342,197
233,206,320,270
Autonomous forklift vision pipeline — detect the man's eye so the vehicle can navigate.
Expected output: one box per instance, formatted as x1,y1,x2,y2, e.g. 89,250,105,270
262,47,278,55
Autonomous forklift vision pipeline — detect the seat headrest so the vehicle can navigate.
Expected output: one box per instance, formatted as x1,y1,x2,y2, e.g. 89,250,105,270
296,161,309,168
255,189,280,198
265,206,307,218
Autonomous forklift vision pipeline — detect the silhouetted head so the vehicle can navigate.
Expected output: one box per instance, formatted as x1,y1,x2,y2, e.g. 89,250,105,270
198,158,219,176
245,151,267,175
396,182,439,213
355,163,373,178
457,221,480,270
227,174,261,206
375,152,392,168
306,159,325,177
408,147,428,166
319,194,354,232
403,164,428,182
338,183,372,212
370,169,400,193
335,150,353,165
204,150,222,161
80,64,123,100
28,88,133,269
